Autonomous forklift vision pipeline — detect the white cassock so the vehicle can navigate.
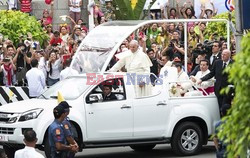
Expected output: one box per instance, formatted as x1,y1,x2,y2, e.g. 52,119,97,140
110,49,153,97
177,70,190,93
183,69,214,97
194,69,214,89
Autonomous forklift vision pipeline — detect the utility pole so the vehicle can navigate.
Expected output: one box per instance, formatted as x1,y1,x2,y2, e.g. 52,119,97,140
235,0,243,53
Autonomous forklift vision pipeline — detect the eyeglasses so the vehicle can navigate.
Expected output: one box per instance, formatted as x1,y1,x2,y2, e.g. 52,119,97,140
213,45,219,47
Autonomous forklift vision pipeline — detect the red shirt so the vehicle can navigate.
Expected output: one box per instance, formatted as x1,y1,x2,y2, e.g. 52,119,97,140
50,37,63,45
43,16,53,26
20,0,32,13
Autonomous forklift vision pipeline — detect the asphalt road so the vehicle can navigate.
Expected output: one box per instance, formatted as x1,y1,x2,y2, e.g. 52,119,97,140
72,142,216,158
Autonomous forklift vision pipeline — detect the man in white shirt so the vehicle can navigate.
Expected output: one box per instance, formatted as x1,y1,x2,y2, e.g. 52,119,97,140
14,129,44,158
26,59,46,98
159,55,174,77
60,58,78,80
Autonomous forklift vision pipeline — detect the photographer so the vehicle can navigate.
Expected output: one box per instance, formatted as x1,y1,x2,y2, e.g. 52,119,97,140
13,43,32,86
5,44,16,59
32,49,47,80
46,49,63,86
162,37,184,62
0,57,16,86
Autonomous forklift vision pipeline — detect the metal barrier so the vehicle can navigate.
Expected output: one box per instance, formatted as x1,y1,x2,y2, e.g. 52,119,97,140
0,86,30,106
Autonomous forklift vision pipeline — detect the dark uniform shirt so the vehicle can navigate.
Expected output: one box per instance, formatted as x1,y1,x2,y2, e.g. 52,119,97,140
62,117,72,138
48,119,67,158
62,117,75,158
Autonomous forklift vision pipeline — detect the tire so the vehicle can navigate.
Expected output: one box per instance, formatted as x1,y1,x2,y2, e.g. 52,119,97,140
130,144,156,152
3,144,19,158
44,136,51,158
171,122,203,156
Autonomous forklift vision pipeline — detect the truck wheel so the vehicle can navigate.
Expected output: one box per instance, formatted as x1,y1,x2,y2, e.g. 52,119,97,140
171,122,203,156
130,144,156,152
3,145,17,158
44,137,51,158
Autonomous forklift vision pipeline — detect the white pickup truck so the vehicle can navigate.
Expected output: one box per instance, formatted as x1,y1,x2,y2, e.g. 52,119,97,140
0,73,220,157
0,20,222,157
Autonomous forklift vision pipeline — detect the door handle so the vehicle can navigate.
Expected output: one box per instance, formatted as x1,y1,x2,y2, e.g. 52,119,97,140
121,104,131,109
157,101,167,106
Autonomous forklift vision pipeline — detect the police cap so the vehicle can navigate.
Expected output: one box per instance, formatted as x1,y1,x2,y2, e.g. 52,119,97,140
58,101,72,109
53,105,65,117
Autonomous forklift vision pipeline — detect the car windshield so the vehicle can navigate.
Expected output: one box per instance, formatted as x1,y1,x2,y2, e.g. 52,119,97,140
71,25,135,73
40,77,88,100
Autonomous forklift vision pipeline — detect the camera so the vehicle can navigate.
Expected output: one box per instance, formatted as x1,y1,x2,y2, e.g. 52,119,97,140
24,40,32,47
21,47,26,53
3,58,10,63
168,39,177,48
202,40,213,54
36,49,44,54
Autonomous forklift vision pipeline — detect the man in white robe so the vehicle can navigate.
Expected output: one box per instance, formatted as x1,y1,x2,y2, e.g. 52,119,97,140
182,59,214,97
159,55,173,77
190,59,214,89
169,62,190,97
109,40,152,97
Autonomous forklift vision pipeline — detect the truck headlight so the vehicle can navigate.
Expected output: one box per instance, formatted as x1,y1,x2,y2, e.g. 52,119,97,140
18,109,43,122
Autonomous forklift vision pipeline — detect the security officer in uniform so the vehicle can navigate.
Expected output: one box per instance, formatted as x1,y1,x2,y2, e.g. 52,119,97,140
48,105,78,158
60,101,79,158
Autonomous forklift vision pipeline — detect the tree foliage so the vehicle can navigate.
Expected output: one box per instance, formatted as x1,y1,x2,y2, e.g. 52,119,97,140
113,0,147,20
205,12,235,39
218,33,250,157
0,10,48,47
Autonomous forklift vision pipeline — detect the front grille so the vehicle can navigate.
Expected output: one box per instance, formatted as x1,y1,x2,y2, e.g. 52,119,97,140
0,118,10,122
0,127,15,134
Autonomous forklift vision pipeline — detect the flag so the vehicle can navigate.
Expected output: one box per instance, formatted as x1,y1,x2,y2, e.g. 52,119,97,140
131,0,138,10
8,89,14,102
57,91,65,103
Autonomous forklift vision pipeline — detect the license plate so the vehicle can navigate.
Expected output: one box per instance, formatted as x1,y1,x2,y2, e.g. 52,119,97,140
0,135,8,142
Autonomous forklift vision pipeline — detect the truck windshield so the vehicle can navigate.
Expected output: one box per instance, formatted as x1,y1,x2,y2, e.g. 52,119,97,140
40,77,88,100
71,25,135,73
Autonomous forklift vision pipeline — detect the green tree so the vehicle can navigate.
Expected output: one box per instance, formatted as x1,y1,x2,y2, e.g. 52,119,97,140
218,33,250,157
205,12,235,39
112,0,156,20
0,10,48,47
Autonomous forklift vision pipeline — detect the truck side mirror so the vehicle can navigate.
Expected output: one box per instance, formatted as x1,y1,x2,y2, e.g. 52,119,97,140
87,94,103,104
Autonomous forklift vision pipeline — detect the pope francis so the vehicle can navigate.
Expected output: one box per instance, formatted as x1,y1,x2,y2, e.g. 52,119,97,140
109,40,153,97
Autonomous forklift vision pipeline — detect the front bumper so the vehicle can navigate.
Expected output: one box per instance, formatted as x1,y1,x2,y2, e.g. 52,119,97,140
0,119,43,145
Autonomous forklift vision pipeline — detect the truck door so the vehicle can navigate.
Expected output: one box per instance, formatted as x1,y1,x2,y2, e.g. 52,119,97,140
85,78,133,140
132,84,170,137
